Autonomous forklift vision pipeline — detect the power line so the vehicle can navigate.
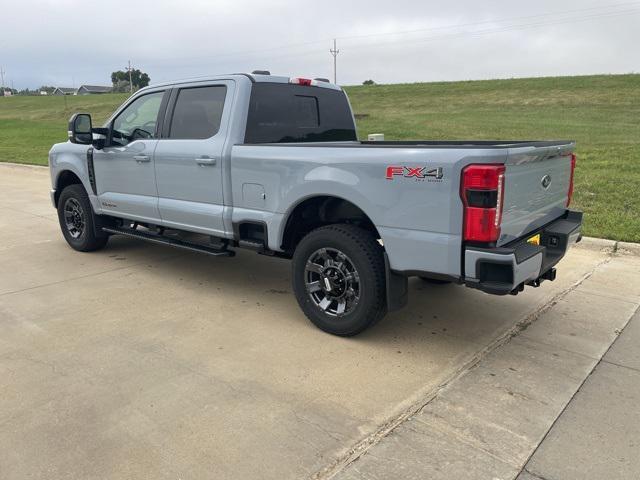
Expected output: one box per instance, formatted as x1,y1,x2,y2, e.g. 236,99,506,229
338,7,640,54
32,2,640,84
144,1,640,66
142,4,640,79
337,1,640,42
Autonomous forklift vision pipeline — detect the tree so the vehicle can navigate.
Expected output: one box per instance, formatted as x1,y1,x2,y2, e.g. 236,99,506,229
362,79,376,85
112,80,131,93
111,68,150,91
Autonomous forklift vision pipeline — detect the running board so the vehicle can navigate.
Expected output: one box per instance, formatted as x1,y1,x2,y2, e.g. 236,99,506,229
238,239,265,251
102,227,235,257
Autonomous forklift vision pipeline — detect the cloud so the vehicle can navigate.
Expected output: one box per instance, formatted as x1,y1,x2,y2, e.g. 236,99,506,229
2,0,638,88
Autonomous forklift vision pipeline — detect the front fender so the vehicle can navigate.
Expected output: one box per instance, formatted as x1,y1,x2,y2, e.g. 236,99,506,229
50,142,100,213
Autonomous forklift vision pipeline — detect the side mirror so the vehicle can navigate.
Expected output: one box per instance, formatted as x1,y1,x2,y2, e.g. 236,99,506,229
68,113,93,145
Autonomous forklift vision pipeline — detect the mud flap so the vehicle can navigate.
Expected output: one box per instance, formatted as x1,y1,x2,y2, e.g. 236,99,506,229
385,252,408,312
92,213,115,239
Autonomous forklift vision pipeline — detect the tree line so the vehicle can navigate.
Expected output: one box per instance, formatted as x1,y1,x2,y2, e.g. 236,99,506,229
2,68,151,96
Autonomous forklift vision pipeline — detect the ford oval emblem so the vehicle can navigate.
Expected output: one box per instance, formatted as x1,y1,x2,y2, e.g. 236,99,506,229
541,174,552,189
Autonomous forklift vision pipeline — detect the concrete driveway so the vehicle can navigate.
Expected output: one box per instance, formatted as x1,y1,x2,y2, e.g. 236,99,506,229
0,163,627,480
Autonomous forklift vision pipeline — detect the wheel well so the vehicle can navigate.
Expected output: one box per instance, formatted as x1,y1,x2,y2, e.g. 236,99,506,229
54,170,83,207
281,196,380,253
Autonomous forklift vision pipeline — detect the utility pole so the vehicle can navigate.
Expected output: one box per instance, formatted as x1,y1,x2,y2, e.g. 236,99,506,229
128,60,133,93
0,67,5,94
330,39,339,84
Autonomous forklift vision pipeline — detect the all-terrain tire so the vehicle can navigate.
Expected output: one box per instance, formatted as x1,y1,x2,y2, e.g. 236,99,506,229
292,224,387,336
57,184,109,252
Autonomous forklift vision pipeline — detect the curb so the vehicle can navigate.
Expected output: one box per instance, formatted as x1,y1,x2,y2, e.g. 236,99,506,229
0,161,48,170
575,237,640,257
574,236,616,253
617,241,640,257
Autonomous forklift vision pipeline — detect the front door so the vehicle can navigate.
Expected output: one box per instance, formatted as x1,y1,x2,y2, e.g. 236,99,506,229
154,82,232,236
93,90,166,223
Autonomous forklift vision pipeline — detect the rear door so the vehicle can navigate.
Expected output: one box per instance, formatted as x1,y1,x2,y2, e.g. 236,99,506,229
154,81,233,236
499,145,574,245
93,90,167,223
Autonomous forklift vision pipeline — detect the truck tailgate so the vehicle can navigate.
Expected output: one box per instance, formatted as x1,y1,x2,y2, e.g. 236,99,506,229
499,145,575,246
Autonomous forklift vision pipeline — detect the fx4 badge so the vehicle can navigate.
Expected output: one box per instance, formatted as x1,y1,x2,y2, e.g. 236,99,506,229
385,166,444,181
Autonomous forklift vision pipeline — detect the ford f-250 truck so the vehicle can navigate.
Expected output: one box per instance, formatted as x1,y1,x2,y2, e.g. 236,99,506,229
49,72,582,336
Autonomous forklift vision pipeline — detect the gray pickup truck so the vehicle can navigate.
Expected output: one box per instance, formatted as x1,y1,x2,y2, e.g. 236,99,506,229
49,72,582,336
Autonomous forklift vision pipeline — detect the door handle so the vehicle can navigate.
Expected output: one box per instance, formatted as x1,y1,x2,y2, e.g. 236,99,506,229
196,157,217,166
133,155,150,163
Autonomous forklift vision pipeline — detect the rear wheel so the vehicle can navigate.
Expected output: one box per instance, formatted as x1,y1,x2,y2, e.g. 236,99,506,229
292,224,387,336
57,184,108,252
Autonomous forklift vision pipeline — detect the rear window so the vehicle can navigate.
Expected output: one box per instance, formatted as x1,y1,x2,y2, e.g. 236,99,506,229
169,85,226,139
244,83,357,143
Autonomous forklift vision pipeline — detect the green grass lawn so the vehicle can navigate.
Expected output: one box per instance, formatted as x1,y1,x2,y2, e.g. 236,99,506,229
0,93,128,166
1,74,638,241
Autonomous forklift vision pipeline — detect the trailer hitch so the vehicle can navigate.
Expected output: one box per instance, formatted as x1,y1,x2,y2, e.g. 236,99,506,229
527,267,557,288
510,268,557,295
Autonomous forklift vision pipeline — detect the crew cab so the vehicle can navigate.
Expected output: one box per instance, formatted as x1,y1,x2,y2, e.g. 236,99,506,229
49,72,582,336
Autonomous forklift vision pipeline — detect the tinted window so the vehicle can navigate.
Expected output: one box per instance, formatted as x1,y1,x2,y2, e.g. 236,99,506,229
111,91,164,146
293,96,319,128
169,86,227,139
244,84,357,143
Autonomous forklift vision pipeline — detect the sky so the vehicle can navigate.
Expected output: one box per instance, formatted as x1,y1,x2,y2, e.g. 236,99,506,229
1,0,639,89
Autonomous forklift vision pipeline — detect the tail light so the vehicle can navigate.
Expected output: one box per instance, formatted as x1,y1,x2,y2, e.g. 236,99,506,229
461,164,506,243
567,153,577,207
289,77,317,86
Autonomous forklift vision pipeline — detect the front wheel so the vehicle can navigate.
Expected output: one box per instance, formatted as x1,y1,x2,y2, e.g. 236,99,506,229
292,224,387,336
57,184,108,252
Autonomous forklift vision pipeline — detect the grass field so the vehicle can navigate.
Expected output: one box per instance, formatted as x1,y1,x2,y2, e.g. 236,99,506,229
1,74,638,241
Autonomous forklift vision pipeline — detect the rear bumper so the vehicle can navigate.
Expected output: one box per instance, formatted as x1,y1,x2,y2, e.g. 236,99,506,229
464,210,583,295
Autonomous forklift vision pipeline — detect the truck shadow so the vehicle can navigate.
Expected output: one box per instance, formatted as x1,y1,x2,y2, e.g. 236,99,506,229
102,235,538,350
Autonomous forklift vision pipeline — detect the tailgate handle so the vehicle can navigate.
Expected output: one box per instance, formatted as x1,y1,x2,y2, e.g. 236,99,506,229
196,157,217,166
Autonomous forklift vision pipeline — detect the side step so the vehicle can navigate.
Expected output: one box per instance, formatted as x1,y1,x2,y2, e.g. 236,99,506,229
238,239,265,251
102,226,235,257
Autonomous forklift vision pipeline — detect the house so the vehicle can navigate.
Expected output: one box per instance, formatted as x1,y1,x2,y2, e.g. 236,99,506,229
76,85,112,95
40,90,48,95
1,90,12,97
53,87,76,95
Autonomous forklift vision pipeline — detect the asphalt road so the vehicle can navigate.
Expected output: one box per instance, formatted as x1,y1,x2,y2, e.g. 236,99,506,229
0,163,630,480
